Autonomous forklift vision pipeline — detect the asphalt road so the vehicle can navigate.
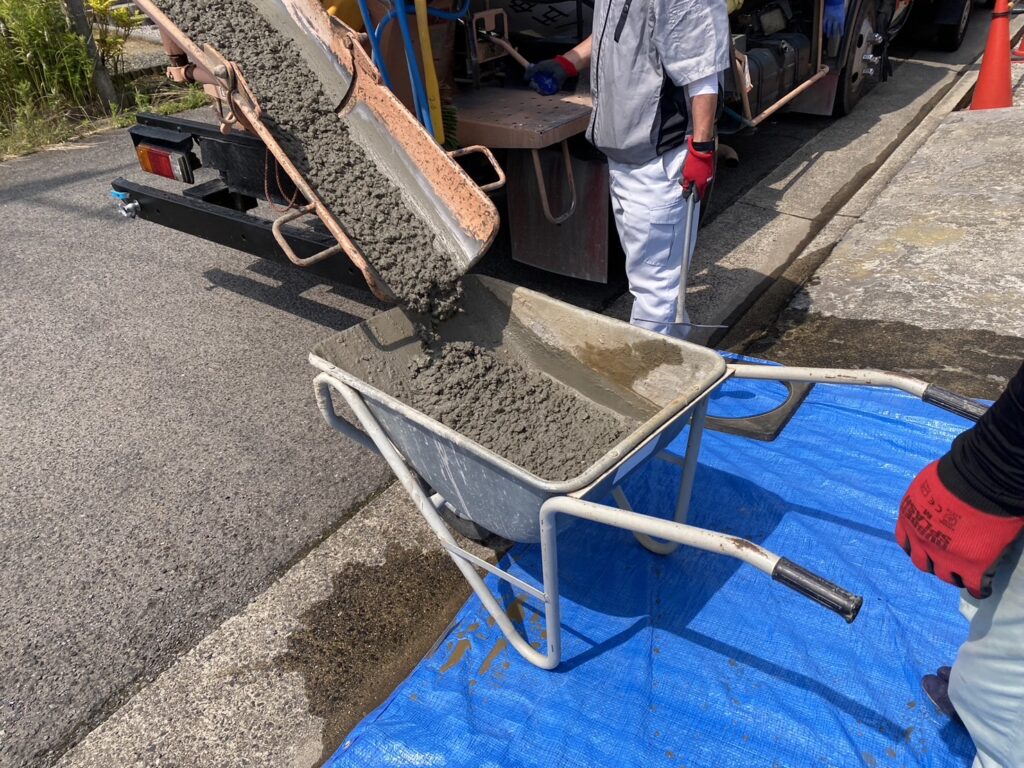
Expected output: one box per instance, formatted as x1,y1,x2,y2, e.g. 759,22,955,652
0,129,394,767
0,22,965,766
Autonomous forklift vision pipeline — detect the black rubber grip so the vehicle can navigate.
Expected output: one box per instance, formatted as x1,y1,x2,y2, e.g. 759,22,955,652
772,558,863,623
922,384,988,423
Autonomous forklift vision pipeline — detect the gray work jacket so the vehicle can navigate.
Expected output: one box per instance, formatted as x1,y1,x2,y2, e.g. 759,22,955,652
586,0,731,165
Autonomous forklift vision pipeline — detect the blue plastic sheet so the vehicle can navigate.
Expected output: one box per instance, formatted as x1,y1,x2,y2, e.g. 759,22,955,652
327,369,978,768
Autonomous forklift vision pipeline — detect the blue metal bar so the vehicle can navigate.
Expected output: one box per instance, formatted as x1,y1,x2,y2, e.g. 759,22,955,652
392,0,435,135
424,0,471,20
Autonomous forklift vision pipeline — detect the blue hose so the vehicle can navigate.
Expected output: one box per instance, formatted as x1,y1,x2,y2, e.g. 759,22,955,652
392,0,434,135
356,0,394,88
362,0,473,134
375,0,470,44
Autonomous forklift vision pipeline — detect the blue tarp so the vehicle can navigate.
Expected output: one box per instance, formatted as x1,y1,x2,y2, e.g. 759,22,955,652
327,369,978,768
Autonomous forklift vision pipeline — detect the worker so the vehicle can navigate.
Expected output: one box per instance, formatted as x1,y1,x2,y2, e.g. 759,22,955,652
896,361,1024,768
524,0,730,339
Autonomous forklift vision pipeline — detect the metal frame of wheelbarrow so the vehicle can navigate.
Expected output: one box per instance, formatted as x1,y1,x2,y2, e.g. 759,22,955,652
302,356,996,670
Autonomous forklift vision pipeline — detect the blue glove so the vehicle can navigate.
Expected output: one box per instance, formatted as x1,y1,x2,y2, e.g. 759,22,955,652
523,55,577,96
824,0,845,37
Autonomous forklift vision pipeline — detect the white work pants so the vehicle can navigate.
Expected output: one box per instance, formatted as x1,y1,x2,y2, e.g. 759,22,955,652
949,538,1024,768
607,143,700,340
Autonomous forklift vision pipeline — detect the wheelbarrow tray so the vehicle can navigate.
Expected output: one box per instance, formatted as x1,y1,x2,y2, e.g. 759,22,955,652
309,276,727,542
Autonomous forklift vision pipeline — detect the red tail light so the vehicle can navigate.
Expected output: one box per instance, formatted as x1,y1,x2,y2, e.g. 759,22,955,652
136,143,194,183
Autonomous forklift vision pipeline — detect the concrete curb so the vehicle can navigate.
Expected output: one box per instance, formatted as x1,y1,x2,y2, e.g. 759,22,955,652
721,20,1024,351
56,485,499,768
741,61,1024,399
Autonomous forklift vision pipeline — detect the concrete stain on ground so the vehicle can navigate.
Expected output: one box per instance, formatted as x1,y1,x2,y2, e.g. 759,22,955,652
278,544,471,761
153,0,463,320
748,312,1023,400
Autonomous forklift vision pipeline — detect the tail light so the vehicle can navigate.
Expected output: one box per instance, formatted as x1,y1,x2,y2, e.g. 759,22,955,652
136,143,195,183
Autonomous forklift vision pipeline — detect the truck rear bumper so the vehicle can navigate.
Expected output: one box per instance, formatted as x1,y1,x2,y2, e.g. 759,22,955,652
110,177,371,291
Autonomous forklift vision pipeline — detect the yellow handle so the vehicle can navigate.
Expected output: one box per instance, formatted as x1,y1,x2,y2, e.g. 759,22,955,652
413,0,445,144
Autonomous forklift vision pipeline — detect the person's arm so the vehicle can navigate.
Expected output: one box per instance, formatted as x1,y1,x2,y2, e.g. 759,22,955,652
898,363,1024,598
524,35,591,94
562,35,592,73
679,76,718,198
651,0,729,197
688,92,717,143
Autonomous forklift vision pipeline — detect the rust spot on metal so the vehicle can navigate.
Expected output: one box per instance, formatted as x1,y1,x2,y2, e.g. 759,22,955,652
728,536,764,554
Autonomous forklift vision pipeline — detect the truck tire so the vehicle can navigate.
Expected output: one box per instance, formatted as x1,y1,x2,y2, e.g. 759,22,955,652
936,0,971,50
835,0,879,116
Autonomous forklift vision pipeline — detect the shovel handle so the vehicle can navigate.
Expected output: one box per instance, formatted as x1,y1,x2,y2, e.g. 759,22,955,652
675,188,699,324
772,558,863,623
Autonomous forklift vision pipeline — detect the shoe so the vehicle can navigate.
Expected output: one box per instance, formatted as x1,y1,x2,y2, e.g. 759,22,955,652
922,672,963,724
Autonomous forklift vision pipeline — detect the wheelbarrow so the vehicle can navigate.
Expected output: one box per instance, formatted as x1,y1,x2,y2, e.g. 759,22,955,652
310,275,986,670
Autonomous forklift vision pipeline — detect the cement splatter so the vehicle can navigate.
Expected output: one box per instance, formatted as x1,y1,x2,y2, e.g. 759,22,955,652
477,639,508,676
440,639,472,673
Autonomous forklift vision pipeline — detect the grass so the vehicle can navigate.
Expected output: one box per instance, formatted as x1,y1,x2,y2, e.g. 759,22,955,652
1,74,211,159
109,78,212,127
0,0,95,153
0,1,211,159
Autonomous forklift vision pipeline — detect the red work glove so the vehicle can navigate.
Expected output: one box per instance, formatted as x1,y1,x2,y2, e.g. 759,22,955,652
896,461,1024,598
682,136,716,201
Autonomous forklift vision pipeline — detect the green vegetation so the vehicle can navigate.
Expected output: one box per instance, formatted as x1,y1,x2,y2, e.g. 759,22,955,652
87,0,145,77
0,0,209,157
0,0,95,152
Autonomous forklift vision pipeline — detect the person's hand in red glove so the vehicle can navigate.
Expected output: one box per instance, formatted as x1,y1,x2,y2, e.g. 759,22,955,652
682,136,716,201
897,460,1024,598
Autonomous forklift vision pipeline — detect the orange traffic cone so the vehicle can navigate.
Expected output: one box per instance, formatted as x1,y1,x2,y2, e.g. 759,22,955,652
971,0,1013,110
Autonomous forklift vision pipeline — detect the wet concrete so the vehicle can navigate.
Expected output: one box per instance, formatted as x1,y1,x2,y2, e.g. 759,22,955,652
153,0,637,481
154,0,463,319
402,341,629,480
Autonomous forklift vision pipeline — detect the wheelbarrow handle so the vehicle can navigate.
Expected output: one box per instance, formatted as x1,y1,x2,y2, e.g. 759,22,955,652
727,364,988,423
922,383,988,422
772,558,863,623
314,373,380,454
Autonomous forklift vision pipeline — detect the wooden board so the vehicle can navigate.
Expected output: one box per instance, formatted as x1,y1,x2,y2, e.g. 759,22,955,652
453,87,592,149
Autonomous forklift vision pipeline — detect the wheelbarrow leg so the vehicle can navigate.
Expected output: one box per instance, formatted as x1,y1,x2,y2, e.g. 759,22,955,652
613,397,709,556
315,373,561,668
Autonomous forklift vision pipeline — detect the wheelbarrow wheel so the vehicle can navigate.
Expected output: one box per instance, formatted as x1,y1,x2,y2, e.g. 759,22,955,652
438,505,509,548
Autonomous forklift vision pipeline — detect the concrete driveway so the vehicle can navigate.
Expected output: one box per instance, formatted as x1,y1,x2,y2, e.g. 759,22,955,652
0,129,392,767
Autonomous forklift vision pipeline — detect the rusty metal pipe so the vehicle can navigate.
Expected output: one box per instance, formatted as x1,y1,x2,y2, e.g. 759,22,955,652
752,66,830,126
